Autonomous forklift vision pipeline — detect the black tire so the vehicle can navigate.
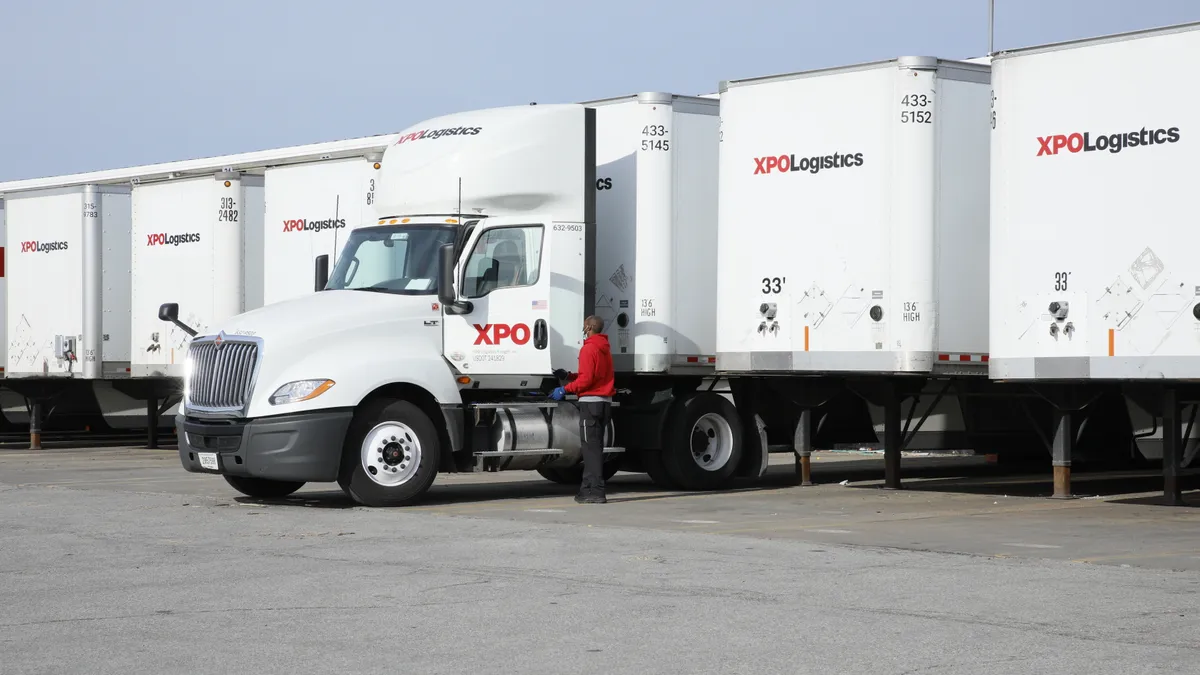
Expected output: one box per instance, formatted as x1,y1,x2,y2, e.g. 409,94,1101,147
640,450,681,490
338,399,439,507
660,392,743,491
223,475,305,499
536,461,621,486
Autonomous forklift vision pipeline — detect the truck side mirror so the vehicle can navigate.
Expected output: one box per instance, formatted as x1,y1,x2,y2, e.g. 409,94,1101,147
158,302,198,337
158,303,179,323
437,243,472,314
314,254,330,292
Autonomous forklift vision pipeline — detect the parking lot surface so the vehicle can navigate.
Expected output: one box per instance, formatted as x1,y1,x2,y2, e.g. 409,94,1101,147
2,446,1199,674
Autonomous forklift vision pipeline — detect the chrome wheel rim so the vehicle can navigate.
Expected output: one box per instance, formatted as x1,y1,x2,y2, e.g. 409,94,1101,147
361,422,422,486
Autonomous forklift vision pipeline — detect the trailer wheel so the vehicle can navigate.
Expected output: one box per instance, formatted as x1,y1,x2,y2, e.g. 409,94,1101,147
640,450,680,490
223,475,305,499
536,460,621,486
338,399,439,507
660,392,743,490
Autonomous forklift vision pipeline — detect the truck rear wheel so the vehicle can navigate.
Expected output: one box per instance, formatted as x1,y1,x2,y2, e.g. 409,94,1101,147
660,392,743,491
223,475,305,499
338,399,439,507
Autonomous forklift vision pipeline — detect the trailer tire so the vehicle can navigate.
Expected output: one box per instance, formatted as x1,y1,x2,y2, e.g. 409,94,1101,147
536,461,621,486
338,398,439,507
660,392,743,491
223,475,305,499
640,450,681,490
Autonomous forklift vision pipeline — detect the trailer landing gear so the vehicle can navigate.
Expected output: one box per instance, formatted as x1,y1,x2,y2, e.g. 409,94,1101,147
1162,387,1183,506
1050,409,1073,500
794,409,813,487
29,399,43,451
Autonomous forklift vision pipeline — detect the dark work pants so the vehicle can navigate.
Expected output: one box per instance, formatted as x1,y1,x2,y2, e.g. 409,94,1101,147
578,401,611,492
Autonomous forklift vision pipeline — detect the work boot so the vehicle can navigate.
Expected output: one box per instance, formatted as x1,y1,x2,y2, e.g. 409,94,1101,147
574,482,607,504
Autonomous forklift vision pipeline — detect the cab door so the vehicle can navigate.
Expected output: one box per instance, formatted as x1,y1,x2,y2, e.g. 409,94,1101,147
442,216,565,376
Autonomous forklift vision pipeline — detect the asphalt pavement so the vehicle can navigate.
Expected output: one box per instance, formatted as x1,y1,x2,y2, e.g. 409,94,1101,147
1,447,1199,674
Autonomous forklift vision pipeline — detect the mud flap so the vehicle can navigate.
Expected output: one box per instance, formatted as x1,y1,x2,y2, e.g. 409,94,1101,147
735,413,769,478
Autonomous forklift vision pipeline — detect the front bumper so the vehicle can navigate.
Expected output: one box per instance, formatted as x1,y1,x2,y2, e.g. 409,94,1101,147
177,409,354,483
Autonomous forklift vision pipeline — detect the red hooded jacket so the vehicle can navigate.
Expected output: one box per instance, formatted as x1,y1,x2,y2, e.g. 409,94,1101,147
564,334,616,398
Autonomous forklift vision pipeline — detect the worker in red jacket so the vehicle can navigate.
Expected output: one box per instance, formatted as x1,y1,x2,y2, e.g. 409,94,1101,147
550,315,616,503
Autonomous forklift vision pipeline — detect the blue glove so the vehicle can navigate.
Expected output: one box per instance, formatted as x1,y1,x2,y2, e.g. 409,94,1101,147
550,387,565,401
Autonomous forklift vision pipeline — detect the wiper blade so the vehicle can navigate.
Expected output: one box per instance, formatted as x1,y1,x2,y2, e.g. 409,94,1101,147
349,287,394,293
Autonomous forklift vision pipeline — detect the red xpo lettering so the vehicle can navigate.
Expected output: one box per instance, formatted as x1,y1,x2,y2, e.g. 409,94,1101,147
472,323,531,346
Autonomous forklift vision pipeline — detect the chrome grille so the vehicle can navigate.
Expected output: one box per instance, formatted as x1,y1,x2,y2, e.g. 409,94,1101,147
187,339,259,411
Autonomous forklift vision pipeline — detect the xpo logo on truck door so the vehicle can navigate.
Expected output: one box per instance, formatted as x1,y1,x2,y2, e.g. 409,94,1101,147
473,323,531,345
1037,126,1181,157
20,240,69,253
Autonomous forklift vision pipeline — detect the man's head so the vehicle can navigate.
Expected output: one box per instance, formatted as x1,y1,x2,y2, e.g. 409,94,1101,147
583,315,604,337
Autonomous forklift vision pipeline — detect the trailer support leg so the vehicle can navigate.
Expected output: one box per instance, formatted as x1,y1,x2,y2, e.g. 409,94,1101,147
1162,387,1183,506
147,396,160,450
1050,408,1073,499
884,389,902,490
794,409,813,486
29,400,42,451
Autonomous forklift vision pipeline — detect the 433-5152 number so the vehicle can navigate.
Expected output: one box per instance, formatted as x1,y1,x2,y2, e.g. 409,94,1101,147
900,110,932,124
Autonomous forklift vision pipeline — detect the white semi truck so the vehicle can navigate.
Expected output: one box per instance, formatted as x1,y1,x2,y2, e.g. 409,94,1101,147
170,93,766,506
989,21,1200,501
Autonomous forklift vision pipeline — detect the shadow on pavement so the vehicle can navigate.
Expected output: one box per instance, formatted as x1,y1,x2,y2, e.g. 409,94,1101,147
230,453,1200,509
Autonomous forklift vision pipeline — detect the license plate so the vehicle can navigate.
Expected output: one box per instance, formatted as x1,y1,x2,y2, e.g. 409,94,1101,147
198,452,219,471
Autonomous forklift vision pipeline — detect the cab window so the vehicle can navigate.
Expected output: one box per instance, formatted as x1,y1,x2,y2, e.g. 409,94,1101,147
462,226,544,299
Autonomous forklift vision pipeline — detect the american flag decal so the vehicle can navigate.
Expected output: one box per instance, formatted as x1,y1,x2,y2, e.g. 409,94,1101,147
532,299,548,310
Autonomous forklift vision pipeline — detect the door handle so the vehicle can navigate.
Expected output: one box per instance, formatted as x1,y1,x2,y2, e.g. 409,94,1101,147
534,319,547,350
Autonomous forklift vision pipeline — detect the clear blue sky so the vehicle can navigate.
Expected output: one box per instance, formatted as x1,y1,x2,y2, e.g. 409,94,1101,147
1,0,1196,181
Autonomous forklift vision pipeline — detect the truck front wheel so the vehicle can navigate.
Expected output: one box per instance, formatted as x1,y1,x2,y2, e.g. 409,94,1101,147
338,399,439,507
223,475,305,499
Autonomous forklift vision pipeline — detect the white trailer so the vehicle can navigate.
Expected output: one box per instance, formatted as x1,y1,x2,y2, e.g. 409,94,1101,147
0,199,21,429
4,185,131,379
262,156,386,306
172,94,758,505
0,198,5,375
712,56,1046,487
0,134,395,442
0,184,141,435
131,173,266,378
989,21,1200,502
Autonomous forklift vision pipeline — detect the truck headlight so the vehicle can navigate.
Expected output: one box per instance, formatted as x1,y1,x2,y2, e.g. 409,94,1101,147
269,379,335,405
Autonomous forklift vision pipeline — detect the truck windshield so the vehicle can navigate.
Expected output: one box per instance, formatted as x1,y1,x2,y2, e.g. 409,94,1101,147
326,225,457,295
